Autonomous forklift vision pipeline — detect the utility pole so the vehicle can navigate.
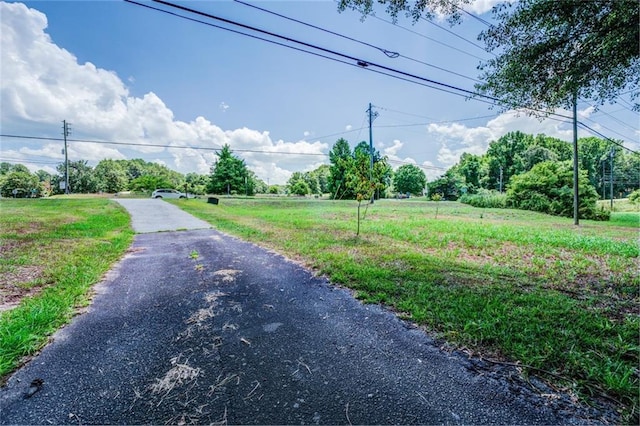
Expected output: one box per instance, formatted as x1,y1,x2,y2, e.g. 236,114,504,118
62,120,71,194
572,92,579,226
610,148,614,209
366,103,379,203
499,166,503,193
602,160,605,200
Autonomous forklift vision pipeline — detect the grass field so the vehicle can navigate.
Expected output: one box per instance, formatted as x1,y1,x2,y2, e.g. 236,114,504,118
175,197,639,416
0,198,133,379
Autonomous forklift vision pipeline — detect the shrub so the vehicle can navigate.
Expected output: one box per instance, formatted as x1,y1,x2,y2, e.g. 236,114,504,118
629,189,640,205
506,161,606,220
459,189,507,208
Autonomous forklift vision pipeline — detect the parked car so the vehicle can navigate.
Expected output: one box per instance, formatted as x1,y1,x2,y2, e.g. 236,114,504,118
151,189,186,199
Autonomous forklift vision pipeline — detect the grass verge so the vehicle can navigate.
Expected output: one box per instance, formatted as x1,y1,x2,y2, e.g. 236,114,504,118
0,198,133,379
175,197,639,418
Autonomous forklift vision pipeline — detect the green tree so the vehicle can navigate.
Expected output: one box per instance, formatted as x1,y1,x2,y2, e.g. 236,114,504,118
309,164,331,194
0,162,11,175
56,160,96,194
532,134,572,161
616,152,640,197
485,131,534,191
329,138,355,199
35,170,52,183
427,169,466,200
456,153,484,193
393,164,426,196
251,173,268,194
185,173,209,196
303,172,320,195
291,181,311,196
10,164,30,174
94,159,128,193
268,185,281,195
339,0,639,110
507,161,606,220
522,145,558,171
130,175,172,193
0,170,41,197
208,144,250,195
476,0,639,112
287,172,309,196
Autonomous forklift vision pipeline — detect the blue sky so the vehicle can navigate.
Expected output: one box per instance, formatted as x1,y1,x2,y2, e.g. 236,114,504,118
1,0,638,184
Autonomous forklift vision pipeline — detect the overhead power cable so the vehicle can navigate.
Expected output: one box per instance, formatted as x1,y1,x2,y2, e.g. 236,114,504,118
124,0,492,104
576,123,639,155
457,9,492,27
125,0,499,105
0,134,330,157
374,113,501,128
234,0,399,58
420,17,494,56
133,0,578,119
387,159,445,171
371,15,487,61
126,1,633,151
233,0,480,83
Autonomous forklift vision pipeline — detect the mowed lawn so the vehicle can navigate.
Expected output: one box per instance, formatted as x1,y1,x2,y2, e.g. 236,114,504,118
176,197,639,415
0,198,133,379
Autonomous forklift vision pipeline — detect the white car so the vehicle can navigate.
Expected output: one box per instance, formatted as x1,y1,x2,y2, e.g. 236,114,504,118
151,189,186,199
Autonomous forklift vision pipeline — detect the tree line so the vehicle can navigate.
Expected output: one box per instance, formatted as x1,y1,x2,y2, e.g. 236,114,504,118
3,133,636,220
427,131,639,220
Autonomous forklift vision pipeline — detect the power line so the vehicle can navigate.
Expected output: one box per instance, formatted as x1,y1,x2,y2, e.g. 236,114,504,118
586,107,639,134
124,0,494,105
387,159,445,171
137,1,589,124
420,16,494,56
144,0,489,100
0,134,330,157
233,0,399,58
579,117,638,143
233,0,480,83
454,5,493,27
371,15,487,61
576,123,639,155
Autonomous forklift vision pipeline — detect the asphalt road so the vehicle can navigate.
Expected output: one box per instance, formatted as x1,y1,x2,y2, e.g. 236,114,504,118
0,199,600,424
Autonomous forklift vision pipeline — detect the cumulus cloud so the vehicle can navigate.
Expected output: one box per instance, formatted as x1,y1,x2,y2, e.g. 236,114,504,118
0,2,326,184
464,0,510,15
427,109,589,169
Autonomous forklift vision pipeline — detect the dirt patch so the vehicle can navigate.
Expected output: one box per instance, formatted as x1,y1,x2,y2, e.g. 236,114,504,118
0,265,47,312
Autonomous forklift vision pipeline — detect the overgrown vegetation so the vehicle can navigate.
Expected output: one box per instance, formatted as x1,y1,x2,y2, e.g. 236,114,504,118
176,197,639,418
0,198,133,378
459,189,506,209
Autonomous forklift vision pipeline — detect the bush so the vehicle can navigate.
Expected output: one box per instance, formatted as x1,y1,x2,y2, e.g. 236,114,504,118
629,189,640,205
459,189,507,208
506,160,607,221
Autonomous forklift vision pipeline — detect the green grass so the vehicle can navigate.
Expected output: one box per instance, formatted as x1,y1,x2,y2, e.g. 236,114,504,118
174,197,639,416
0,199,133,379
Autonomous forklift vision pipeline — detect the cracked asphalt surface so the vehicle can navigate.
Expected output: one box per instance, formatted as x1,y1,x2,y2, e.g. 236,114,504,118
0,199,597,424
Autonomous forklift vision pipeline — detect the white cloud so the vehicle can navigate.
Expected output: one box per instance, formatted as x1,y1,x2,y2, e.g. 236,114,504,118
0,2,328,185
383,139,404,157
427,109,590,169
465,0,510,15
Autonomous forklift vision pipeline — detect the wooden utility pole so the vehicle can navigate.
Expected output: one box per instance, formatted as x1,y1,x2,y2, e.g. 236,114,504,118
572,93,579,225
63,120,70,194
